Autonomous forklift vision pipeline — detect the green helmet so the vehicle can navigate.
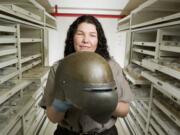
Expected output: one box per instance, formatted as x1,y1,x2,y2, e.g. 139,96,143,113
55,52,118,123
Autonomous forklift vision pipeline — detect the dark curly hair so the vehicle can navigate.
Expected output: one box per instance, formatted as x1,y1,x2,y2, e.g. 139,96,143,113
64,15,110,60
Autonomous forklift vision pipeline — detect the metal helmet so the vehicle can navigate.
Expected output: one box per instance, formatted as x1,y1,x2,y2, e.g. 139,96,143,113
55,52,118,123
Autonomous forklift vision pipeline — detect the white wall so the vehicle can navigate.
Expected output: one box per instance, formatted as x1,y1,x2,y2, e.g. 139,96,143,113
44,28,61,66
49,16,126,67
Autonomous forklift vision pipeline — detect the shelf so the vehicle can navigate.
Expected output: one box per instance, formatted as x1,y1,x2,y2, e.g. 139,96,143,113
0,5,44,26
38,117,50,135
0,25,16,33
131,85,150,100
22,66,49,84
0,68,19,84
3,4,41,21
21,54,41,64
150,118,166,135
153,98,180,127
0,1,51,134
132,12,180,29
161,41,180,46
45,12,57,29
160,45,180,53
0,56,18,69
138,100,168,134
141,59,157,72
31,87,43,101
158,61,180,80
24,103,39,133
124,69,150,85
139,101,149,112
0,46,17,57
125,1,180,132
0,87,39,135
125,113,143,135
26,109,45,135
118,15,130,31
131,101,148,122
8,119,22,135
131,59,153,71
22,59,42,73
142,71,180,105
0,11,43,28
130,107,146,133
131,0,180,28
0,36,16,44
133,48,155,56
133,41,156,47
24,93,44,134
142,59,180,80
151,109,172,135
45,24,57,29
151,104,180,135
20,38,42,43
149,126,158,135
131,59,142,66
0,80,32,105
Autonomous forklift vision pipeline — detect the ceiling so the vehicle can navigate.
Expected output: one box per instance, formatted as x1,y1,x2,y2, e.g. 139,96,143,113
46,0,146,15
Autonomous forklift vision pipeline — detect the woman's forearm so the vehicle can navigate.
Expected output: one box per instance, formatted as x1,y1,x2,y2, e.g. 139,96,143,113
112,102,129,117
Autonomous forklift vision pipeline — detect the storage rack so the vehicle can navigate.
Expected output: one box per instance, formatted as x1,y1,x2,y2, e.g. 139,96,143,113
0,1,56,134
118,0,180,134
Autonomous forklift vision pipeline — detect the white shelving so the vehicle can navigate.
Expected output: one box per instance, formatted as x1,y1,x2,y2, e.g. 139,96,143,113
142,71,180,105
142,58,180,80
45,12,57,29
160,44,180,53
21,53,42,64
131,85,150,100
0,80,32,105
132,48,155,56
118,15,131,31
133,41,156,47
0,46,17,57
124,68,150,85
150,98,180,135
118,0,180,134
0,83,43,135
0,0,55,134
153,98,180,127
0,68,19,84
0,0,45,26
131,0,180,29
20,38,42,43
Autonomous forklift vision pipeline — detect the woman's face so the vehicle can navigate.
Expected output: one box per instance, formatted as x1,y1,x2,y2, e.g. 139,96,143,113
73,22,98,52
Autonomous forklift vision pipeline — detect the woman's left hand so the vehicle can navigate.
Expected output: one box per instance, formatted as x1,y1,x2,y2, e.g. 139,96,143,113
112,101,129,117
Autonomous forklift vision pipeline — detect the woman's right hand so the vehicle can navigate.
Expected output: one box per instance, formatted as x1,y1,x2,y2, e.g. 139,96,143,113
46,99,73,123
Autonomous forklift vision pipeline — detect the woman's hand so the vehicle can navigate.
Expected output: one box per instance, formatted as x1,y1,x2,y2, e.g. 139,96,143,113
112,101,129,117
46,99,73,123
47,106,65,123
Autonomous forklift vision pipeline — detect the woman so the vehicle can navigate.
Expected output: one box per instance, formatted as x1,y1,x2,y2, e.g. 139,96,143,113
40,15,133,135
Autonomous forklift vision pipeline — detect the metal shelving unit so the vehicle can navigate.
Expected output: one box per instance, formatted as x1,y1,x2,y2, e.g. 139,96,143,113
20,24,43,75
118,0,180,134
0,0,55,134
